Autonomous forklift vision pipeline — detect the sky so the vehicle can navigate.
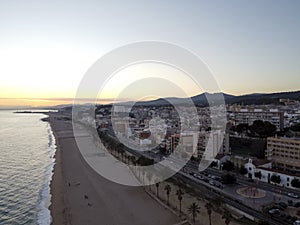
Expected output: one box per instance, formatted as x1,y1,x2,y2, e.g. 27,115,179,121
0,0,300,107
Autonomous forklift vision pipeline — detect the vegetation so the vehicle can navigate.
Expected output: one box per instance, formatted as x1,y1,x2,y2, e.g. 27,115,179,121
239,165,248,175
155,180,160,197
205,202,213,225
176,189,184,216
221,173,236,185
291,178,300,188
188,202,201,224
291,123,300,132
210,161,218,168
222,161,235,172
258,221,270,225
270,174,281,184
164,184,171,205
255,171,262,179
222,209,232,225
249,120,276,138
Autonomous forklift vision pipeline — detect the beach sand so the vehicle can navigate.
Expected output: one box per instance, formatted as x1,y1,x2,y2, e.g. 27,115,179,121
46,112,180,225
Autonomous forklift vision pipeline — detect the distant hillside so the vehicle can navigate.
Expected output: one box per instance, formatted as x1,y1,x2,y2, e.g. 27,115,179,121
132,90,300,106
227,91,300,105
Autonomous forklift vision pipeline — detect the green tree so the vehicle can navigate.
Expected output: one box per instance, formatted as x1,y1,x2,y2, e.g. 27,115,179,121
221,173,236,184
250,120,276,138
255,171,262,179
222,209,232,225
270,174,281,184
205,202,213,225
176,189,184,216
188,202,201,224
164,184,171,205
239,165,248,175
291,178,300,188
291,123,300,132
155,181,160,197
258,221,270,225
222,161,235,171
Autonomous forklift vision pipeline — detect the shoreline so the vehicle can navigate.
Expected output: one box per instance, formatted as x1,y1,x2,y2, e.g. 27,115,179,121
42,115,67,225
45,112,180,225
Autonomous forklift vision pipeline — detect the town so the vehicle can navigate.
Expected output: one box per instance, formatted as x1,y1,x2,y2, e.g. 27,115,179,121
69,94,300,225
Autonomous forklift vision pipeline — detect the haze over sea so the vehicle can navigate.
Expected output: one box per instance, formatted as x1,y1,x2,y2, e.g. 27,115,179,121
0,110,55,225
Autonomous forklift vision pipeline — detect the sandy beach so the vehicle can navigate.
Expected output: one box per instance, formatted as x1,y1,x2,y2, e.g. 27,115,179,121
46,112,180,225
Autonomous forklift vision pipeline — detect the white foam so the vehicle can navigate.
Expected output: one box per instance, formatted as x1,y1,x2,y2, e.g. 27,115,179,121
37,124,56,225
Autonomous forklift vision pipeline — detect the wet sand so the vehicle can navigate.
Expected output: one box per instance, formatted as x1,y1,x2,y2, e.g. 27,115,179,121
46,112,180,225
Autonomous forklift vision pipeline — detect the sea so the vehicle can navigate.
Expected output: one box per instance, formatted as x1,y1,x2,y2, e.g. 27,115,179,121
0,110,56,225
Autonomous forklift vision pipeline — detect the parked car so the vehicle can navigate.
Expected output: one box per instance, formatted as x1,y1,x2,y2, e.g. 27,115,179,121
294,220,300,225
269,208,281,214
278,202,288,209
288,200,294,206
288,193,299,199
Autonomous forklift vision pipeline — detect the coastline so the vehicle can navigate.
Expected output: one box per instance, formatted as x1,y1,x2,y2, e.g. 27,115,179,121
45,112,180,225
42,115,67,225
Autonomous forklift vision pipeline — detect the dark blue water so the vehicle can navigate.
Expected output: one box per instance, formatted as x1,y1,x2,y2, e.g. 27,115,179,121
0,110,56,225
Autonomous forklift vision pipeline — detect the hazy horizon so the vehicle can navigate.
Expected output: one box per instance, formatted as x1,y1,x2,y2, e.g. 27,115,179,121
1,0,300,107
1,88,299,109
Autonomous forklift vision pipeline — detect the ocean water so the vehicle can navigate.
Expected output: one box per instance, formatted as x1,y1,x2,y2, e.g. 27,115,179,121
0,110,56,225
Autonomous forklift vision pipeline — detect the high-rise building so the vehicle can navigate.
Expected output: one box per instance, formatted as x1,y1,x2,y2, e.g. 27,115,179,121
266,136,300,173
234,108,284,131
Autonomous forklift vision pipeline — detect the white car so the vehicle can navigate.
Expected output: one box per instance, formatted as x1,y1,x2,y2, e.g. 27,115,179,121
294,220,300,225
288,193,299,199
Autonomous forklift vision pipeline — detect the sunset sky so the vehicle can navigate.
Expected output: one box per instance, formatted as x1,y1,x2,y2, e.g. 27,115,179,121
1,0,300,107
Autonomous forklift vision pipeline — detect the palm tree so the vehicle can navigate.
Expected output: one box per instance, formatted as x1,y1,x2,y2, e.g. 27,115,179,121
188,202,201,224
205,202,213,225
222,209,232,225
164,184,171,205
155,180,160,197
176,189,184,216
146,172,153,189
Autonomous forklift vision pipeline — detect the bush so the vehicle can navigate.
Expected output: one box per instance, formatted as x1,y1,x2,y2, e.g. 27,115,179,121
291,178,300,188
221,173,236,184
239,166,248,175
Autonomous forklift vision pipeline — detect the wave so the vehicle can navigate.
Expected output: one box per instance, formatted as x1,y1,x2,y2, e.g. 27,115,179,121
37,124,56,225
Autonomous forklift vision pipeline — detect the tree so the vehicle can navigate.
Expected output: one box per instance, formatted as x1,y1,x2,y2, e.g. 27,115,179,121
222,161,235,171
211,196,223,210
155,181,160,197
205,202,213,225
291,123,300,132
176,189,184,216
188,202,201,224
222,209,232,225
258,221,270,225
250,120,276,138
235,123,249,135
210,161,218,168
146,172,153,188
291,178,300,188
164,184,171,205
270,174,281,184
221,173,236,185
239,165,248,175
255,171,262,180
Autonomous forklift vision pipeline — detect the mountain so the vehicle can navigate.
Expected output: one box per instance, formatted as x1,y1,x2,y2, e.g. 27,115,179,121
130,90,300,107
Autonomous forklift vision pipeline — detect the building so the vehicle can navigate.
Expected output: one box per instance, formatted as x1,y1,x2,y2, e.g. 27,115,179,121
266,136,300,173
197,131,230,160
167,131,229,159
244,158,300,189
234,108,284,131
